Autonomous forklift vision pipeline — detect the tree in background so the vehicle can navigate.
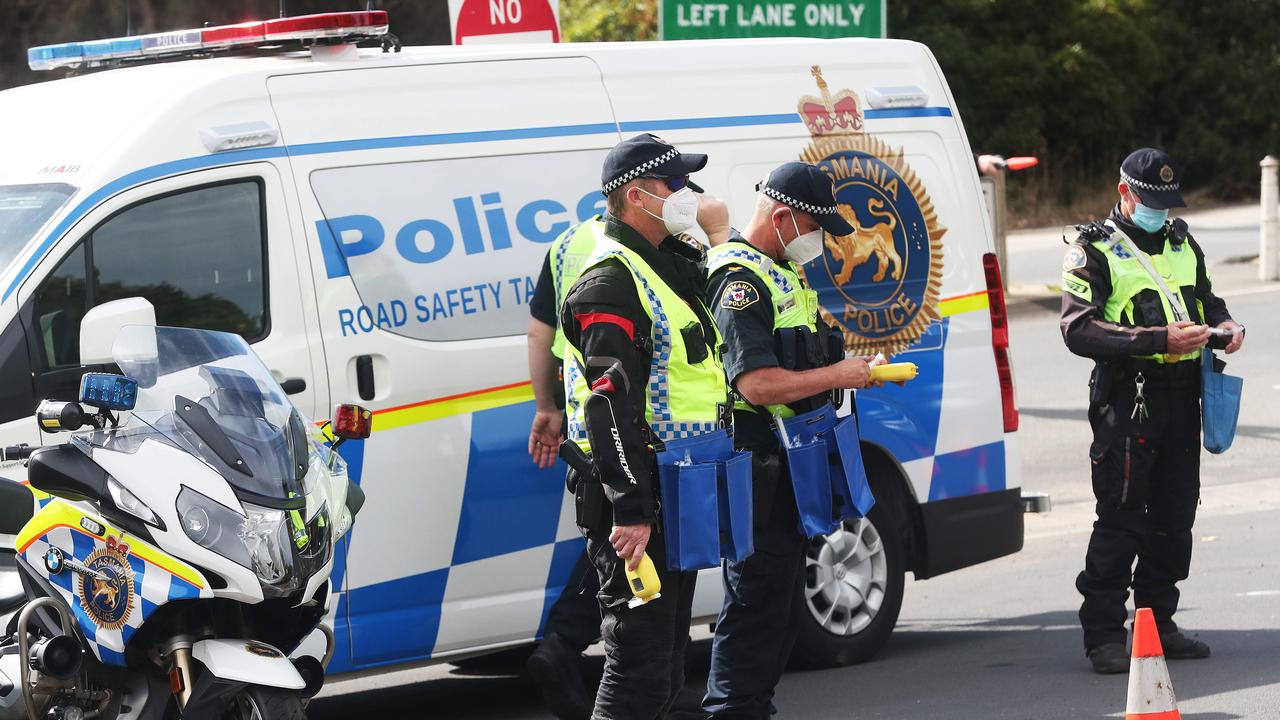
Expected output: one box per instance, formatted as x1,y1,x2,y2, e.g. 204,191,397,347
560,0,656,42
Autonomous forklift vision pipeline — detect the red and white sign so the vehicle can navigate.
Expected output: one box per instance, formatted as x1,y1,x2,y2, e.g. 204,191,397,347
448,0,561,45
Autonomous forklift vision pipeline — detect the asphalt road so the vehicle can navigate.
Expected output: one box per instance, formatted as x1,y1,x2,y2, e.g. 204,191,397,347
311,204,1280,719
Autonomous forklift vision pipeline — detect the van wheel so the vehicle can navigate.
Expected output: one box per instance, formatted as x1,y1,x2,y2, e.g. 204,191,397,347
790,498,905,668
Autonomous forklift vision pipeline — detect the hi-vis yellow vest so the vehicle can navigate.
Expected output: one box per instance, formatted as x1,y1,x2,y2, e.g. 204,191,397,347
550,217,606,359
705,242,820,419
563,237,728,448
1094,232,1203,364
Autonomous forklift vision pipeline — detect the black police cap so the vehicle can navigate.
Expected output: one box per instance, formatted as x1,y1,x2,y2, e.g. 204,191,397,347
601,134,707,195
1120,148,1185,210
757,161,855,237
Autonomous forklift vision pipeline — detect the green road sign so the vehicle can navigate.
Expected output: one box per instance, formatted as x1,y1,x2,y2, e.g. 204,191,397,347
661,1,885,40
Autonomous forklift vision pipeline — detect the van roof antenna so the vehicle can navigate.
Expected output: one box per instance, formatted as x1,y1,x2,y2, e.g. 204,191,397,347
124,0,133,36
279,0,288,18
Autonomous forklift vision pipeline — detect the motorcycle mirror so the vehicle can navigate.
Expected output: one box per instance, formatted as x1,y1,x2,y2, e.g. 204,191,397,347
79,373,138,412
36,401,87,433
332,404,372,440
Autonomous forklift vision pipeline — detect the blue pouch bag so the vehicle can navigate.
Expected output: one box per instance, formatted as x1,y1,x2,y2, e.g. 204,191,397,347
1201,348,1242,454
777,404,875,538
656,429,752,570
718,452,754,562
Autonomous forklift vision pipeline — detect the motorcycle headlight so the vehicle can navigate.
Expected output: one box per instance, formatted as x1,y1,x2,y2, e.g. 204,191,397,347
176,488,298,595
108,475,160,528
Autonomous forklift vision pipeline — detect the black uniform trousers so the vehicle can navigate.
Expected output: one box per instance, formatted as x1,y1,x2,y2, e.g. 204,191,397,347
584,521,697,720
704,451,808,720
1077,364,1201,650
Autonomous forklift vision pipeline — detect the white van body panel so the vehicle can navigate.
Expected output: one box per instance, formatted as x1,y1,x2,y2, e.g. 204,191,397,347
0,37,1021,673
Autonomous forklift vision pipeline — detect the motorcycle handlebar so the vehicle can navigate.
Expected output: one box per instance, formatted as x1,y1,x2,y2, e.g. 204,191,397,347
2,445,35,461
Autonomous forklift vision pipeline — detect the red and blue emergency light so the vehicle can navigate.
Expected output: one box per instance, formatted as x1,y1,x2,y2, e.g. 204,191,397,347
27,11,389,71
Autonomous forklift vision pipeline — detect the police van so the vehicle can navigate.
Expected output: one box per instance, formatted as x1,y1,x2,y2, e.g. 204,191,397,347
0,11,1028,674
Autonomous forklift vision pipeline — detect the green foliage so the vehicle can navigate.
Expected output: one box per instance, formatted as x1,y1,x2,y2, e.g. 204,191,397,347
561,0,657,42
892,0,1280,202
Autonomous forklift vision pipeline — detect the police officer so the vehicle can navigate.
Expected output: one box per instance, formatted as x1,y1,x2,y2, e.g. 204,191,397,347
1061,148,1245,674
524,190,729,720
702,162,877,718
559,133,728,719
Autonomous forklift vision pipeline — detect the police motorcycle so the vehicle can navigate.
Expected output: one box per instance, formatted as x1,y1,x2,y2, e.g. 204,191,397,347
0,308,369,720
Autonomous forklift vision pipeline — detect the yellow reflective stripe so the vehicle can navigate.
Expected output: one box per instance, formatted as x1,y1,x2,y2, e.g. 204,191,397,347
18,480,52,501
371,381,534,433
939,291,990,317
16,501,205,589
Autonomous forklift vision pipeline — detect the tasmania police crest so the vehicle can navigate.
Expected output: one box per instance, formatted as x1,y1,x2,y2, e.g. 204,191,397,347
795,66,945,355
76,536,135,632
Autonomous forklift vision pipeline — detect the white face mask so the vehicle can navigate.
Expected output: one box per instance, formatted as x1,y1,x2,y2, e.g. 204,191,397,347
640,186,699,236
777,210,825,265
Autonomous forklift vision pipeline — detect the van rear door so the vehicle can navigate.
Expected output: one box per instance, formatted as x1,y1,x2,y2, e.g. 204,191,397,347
268,57,619,668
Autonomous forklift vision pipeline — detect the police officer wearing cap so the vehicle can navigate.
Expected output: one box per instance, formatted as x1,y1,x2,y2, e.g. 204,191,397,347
558,133,729,719
1061,148,1245,674
701,162,877,718
522,180,728,720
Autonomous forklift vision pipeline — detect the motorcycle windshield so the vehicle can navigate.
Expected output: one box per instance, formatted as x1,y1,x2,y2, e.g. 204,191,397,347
108,325,317,501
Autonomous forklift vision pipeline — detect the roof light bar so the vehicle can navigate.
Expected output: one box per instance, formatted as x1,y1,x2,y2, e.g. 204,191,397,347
27,10,390,71
263,11,389,42
200,21,267,49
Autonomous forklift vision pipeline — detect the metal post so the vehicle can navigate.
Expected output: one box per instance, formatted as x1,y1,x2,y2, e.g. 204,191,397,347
1262,156,1279,281
980,174,1009,289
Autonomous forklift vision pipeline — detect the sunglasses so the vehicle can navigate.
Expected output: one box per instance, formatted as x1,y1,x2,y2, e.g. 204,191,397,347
639,174,689,192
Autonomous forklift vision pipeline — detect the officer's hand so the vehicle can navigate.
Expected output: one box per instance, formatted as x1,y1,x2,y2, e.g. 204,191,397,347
830,357,872,389
609,523,651,571
1219,320,1245,354
1166,320,1211,355
528,409,563,469
696,194,731,247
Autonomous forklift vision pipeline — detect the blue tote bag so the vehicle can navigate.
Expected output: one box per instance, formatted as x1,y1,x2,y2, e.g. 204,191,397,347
656,429,754,570
776,404,875,538
1201,348,1242,454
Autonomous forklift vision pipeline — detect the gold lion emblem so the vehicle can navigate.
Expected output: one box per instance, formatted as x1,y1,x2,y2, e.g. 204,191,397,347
826,199,903,285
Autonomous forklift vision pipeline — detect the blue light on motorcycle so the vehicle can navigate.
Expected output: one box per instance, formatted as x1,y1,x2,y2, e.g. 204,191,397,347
79,373,138,411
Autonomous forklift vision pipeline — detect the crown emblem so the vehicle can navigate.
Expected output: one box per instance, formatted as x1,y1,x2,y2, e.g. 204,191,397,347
798,66,863,136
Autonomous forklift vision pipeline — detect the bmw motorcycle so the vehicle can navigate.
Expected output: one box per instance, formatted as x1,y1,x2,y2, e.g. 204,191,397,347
0,325,369,720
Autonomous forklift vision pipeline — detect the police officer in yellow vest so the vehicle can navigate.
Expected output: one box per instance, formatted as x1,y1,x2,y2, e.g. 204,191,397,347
702,162,878,718
1061,148,1245,674
558,133,728,719
523,193,728,720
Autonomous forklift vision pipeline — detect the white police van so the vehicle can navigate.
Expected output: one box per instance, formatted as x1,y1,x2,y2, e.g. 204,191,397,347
0,11,1028,674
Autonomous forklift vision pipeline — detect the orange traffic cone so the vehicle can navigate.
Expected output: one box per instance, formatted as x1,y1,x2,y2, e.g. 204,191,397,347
1125,608,1181,719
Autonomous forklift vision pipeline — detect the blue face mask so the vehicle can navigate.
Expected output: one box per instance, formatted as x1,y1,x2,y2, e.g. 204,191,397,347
1131,200,1169,233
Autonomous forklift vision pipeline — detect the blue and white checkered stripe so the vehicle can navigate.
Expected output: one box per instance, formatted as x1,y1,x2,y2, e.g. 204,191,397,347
706,246,794,294
22,526,203,666
565,355,586,441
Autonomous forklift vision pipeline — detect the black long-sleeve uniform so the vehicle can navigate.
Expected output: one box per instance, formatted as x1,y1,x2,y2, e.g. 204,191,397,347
1060,204,1235,652
1060,204,1232,358
559,213,717,720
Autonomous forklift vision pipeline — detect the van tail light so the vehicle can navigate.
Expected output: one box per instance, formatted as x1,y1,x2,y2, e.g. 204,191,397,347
983,253,1019,433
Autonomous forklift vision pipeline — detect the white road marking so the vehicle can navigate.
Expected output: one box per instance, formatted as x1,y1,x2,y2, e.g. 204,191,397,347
1236,590,1280,597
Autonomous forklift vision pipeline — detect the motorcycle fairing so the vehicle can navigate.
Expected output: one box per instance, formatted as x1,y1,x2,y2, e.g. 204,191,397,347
16,501,210,665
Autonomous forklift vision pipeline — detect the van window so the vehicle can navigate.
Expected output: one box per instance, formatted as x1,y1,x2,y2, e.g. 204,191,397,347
29,180,268,369
0,183,75,276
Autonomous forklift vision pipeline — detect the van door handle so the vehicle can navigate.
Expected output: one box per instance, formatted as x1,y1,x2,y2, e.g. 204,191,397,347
356,355,375,401
280,378,307,395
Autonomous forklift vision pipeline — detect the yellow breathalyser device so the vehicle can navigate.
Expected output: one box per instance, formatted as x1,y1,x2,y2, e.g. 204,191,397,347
625,553,662,608
869,362,919,384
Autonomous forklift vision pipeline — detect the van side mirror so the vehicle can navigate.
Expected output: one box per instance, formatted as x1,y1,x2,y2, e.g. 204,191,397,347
79,298,156,365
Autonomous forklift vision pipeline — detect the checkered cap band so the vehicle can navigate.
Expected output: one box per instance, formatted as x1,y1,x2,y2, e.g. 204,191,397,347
1120,170,1179,193
603,148,681,194
760,185,838,215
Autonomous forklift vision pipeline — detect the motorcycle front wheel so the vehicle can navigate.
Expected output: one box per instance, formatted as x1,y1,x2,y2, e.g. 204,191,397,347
225,685,305,720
